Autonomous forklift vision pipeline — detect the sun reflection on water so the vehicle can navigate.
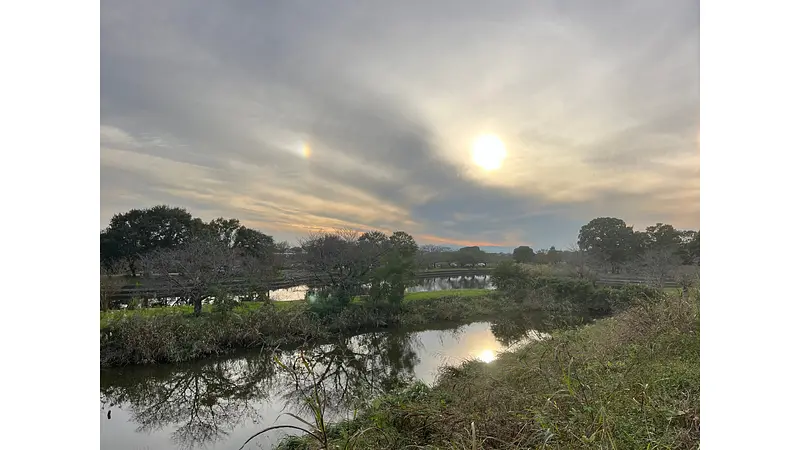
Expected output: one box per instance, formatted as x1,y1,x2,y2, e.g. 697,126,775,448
477,349,496,363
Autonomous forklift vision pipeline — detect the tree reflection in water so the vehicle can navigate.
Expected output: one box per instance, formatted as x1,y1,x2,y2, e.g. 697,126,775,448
279,331,420,420
490,314,547,347
406,275,492,293
101,355,277,449
101,332,421,449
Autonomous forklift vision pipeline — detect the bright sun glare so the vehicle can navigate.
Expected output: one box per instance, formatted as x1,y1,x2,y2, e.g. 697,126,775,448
471,134,507,171
478,349,496,363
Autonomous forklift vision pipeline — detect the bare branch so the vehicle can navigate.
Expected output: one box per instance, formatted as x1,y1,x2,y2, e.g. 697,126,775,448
140,237,243,314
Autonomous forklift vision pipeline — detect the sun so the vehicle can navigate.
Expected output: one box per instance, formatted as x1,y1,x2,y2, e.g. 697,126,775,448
477,349,496,363
471,134,507,171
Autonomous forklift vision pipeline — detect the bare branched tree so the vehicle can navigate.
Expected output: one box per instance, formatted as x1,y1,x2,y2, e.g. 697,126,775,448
238,251,281,302
100,260,129,311
298,230,364,305
141,237,241,314
635,247,682,289
564,244,595,280
300,229,361,278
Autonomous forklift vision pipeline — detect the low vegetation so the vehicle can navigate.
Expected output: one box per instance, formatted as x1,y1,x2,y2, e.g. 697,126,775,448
100,277,656,367
99,290,489,329
100,290,510,367
268,285,699,450
403,289,489,301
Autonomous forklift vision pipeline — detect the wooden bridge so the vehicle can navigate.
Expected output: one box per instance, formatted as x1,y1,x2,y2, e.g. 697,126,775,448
105,268,496,303
104,268,677,304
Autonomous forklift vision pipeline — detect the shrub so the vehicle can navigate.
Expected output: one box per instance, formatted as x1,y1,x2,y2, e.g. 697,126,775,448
307,286,361,317
493,262,665,323
211,290,240,314
491,261,537,304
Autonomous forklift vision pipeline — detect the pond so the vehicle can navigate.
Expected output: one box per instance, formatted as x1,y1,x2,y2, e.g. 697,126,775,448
270,275,494,301
100,314,545,450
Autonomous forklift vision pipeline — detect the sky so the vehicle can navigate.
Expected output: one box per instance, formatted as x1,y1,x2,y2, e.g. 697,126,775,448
100,0,699,252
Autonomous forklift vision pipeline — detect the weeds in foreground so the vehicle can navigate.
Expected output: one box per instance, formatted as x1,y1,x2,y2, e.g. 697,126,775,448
274,288,699,449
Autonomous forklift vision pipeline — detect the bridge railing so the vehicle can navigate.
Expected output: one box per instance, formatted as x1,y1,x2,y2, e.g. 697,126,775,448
104,268,679,305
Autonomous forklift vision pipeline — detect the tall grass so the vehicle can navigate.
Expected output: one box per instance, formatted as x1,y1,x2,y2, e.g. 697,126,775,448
274,287,700,449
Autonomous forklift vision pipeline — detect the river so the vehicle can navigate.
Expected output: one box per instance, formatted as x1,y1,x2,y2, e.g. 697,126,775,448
100,312,546,450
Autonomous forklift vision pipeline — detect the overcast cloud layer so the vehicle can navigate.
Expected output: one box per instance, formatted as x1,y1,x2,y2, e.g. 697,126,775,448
101,0,699,250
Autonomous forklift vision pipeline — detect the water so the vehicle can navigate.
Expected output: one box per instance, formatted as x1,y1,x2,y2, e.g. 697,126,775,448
270,275,494,301
100,316,545,450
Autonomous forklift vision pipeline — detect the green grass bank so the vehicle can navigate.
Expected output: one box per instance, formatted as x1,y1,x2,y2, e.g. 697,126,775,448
100,280,661,367
99,289,491,329
273,288,700,450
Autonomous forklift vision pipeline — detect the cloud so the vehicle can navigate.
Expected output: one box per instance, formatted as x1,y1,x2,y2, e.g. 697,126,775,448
101,0,699,248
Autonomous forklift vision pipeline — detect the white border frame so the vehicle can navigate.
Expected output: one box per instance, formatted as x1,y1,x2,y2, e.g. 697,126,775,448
3,1,800,448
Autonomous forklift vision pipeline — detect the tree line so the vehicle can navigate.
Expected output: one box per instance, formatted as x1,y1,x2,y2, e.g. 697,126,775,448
416,244,512,268
100,205,422,314
99,205,509,277
100,205,284,277
511,217,700,277
510,245,566,266
100,206,699,313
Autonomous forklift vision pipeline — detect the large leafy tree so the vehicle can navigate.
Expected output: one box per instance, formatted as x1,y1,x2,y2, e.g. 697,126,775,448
358,230,419,305
454,246,485,266
642,223,683,252
578,217,637,273
204,217,242,246
358,230,392,263
680,230,700,264
640,223,700,266
234,227,276,260
638,223,699,266
383,231,419,304
512,245,535,264
199,218,276,261
100,205,201,276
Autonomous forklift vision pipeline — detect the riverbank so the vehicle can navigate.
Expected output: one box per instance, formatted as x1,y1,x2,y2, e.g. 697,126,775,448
273,288,700,449
101,289,517,367
101,279,659,367
99,289,491,329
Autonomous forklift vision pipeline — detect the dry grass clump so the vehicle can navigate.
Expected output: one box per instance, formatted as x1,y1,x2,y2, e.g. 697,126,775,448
289,287,700,449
